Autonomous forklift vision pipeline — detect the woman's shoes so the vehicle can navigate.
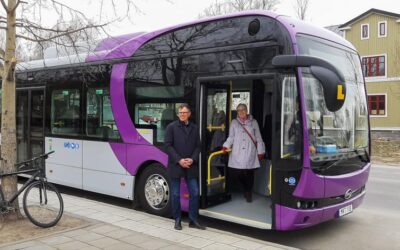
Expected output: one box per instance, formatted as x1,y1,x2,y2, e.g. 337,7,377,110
245,192,252,203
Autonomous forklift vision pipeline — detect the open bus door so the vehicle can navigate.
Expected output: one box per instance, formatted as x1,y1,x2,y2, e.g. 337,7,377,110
198,75,276,229
198,80,231,208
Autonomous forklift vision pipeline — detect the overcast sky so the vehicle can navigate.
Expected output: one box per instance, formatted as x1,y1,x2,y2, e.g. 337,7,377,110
105,0,400,35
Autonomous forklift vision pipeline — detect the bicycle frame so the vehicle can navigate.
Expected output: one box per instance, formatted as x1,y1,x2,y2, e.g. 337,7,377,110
0,168,42,205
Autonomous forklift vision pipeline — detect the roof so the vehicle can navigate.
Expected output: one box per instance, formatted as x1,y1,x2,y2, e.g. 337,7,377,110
324,25,344,37
339,8,400,28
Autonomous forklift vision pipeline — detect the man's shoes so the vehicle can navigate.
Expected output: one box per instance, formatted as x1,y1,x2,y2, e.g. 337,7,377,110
189,220,206,230
174,219,182,230
245,192,252,203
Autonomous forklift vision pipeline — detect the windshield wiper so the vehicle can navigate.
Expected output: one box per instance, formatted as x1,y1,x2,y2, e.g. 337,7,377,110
319,158,347,173
317,149,369,173
354,148,370,163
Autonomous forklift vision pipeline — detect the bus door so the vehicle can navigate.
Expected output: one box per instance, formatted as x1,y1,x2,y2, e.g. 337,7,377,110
16,88,45,162
199,81,231,208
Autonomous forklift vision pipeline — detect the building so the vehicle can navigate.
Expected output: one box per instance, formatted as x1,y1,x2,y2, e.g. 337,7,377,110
339,8,400,139
324,25,344,37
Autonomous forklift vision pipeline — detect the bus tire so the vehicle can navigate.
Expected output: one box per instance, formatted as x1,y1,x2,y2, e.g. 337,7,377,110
137,163,171,217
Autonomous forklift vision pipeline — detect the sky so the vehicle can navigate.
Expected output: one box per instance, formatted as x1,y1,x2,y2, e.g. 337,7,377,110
105,0,400,36
5,0,399,48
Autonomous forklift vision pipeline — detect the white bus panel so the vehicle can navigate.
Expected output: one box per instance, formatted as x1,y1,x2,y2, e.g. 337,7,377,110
45,137,134,199
45,137,83,188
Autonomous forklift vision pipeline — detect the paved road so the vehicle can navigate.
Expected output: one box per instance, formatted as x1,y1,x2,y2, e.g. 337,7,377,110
204,164,400,250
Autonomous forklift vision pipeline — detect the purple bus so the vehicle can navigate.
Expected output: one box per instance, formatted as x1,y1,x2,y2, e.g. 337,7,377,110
13,10,370,230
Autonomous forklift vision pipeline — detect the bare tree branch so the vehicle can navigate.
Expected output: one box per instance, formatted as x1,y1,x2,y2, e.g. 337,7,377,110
16,18,109,34
17,23,107,43
0,0,8,12
200,0,280,17
293,0,310,20
10,0,26,13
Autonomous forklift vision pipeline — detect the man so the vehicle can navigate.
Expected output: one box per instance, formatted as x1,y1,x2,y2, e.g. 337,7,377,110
164,104,205,230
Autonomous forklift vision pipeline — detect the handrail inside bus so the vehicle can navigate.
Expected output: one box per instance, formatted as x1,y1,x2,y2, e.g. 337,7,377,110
207,149,231,185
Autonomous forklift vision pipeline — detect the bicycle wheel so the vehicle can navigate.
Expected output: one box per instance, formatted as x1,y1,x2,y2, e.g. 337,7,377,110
23,181,64,228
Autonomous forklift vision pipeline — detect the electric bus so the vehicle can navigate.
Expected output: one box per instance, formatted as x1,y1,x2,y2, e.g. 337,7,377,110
11,10,370,230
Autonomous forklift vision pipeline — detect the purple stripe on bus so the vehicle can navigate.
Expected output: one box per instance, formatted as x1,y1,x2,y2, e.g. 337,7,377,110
94,33,145,52
276,191,365,230
109,63,139,144
292,168,325,198
126,144,168,175
109,143,127,168
85,32,145,62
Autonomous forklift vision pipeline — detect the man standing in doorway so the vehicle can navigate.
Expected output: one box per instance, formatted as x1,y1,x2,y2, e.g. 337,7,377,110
165,104,205,230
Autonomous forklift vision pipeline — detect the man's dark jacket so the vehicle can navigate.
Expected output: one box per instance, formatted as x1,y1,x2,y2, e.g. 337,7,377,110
164,120,201,179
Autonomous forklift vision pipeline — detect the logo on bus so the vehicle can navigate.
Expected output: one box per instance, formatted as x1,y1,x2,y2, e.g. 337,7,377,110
344,189,353,200
285,177,296,186
64,142,80,150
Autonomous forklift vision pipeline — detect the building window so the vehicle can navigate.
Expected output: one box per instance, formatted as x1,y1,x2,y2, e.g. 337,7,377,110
362,55,386,77
378,21,387,37
368,95,386,116
361,24,369,39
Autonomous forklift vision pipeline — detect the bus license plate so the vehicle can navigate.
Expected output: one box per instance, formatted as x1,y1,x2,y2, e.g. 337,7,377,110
338,204,353,217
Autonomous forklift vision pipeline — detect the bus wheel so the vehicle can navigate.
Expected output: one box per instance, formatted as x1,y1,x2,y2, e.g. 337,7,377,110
137,164,171,217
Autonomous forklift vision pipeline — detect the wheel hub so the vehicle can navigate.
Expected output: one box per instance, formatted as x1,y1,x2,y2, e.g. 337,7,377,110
144,174,169,210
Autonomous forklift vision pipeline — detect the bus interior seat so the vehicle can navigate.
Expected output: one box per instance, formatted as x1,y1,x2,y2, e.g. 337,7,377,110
97,126,113,139
161,108,175,129
87,117,99,135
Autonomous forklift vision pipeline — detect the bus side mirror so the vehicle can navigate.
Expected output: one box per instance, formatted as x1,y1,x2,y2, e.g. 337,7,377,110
272,55,346,112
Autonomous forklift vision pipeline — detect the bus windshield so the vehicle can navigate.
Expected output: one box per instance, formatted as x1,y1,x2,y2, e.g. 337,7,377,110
298,35,369,164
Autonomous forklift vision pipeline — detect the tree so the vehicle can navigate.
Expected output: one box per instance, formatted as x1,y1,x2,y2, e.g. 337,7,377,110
293,0,310,20
0,0,139,221
200,0,280,17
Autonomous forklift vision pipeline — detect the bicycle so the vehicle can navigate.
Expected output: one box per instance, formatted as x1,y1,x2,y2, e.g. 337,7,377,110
0,151,64,228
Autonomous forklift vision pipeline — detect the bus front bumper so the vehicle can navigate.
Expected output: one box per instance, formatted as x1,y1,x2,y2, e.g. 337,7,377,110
275,190,366,231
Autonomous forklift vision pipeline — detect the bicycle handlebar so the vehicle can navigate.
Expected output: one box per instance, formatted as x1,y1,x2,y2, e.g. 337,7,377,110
15,151,55,168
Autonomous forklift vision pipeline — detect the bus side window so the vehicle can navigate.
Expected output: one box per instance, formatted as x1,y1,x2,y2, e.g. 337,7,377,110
134,103,183,143
86,88,120,140
51,89,81,135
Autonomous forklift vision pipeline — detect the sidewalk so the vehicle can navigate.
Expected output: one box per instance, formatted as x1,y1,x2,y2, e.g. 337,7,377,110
0,192,296,250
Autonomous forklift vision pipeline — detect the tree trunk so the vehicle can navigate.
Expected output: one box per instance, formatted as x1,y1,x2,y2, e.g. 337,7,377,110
1,0,19,220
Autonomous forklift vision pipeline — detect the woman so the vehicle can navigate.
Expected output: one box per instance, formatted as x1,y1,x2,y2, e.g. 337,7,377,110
222,103,265,202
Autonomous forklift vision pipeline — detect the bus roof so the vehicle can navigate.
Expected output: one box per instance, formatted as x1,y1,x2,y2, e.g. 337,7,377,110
17,10,356,71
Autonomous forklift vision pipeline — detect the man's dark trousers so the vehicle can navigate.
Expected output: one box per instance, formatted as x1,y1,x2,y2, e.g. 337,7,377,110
171,177,199,221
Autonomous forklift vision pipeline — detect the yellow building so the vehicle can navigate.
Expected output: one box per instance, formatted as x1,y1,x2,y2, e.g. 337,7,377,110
339,9,400,139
